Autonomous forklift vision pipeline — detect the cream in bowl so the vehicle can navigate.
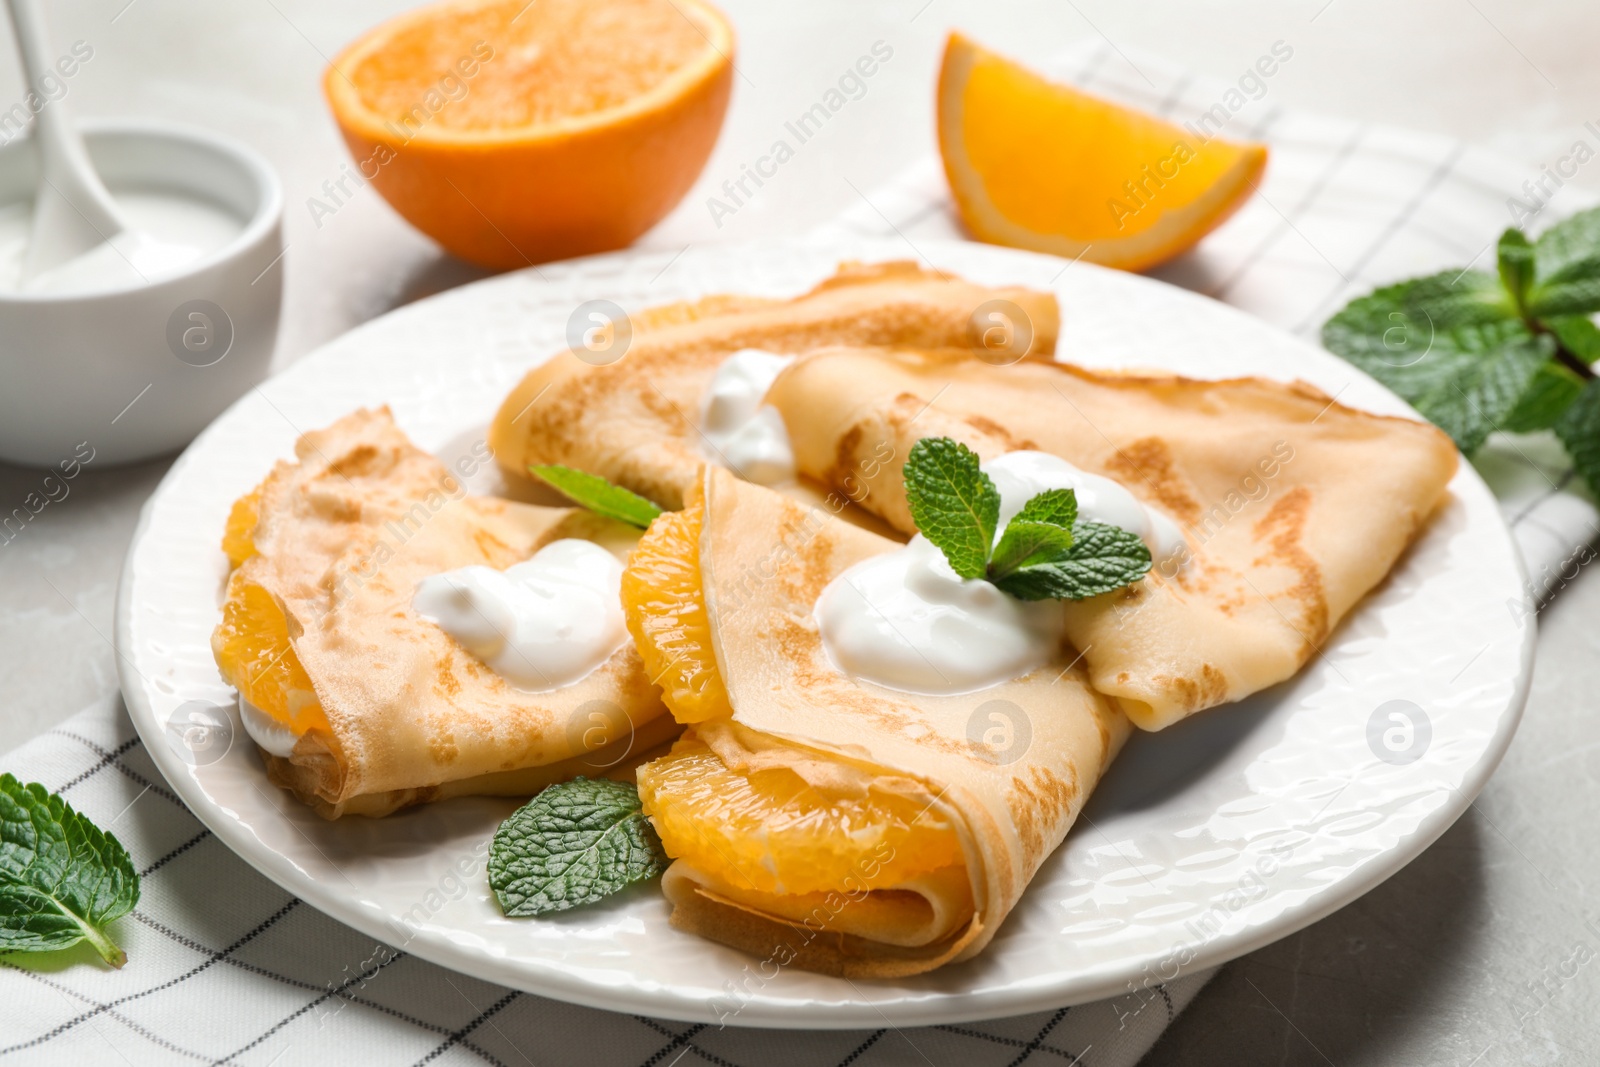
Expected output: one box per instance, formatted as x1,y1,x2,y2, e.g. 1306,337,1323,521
0,119,284,467
0,189,243,296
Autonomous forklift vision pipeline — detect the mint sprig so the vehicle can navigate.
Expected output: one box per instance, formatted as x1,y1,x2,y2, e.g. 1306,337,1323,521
489,778,668,918
530,465,663,529
992,522,1154,601
903,438,1152,601
904,438,999,580
1322,205,1600,495
0,773,140,967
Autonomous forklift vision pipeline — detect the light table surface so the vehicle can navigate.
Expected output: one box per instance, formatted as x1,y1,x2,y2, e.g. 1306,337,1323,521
1,2,1597,1062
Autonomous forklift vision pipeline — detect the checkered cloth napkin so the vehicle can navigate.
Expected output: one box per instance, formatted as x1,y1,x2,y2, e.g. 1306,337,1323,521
5,42,1597,1067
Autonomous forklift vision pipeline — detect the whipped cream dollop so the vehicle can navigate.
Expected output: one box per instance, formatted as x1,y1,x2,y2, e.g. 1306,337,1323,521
815,534,1065,695
238,694,300,758
412,539,627,692
698,348,796,485
814,450,1189,695
985,451,1188,569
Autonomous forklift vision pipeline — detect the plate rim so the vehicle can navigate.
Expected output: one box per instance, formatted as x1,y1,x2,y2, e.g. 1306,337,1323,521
114,236,1537,1029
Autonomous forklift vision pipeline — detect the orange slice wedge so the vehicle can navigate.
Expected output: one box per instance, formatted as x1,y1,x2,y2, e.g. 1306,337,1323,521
221,487,260,568
938,32,1267,272
325,0,734,269
622,484,964,896
637,733,963,896
618,490,731,724
212,574,329,736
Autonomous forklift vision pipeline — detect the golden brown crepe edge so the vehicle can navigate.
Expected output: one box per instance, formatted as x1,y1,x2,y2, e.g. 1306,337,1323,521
487,260,1062,496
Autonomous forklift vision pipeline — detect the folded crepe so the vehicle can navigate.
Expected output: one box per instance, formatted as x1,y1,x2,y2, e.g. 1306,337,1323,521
626,466,1129,977
488,260,1059,509
764,347,1459,731
212,407,675,818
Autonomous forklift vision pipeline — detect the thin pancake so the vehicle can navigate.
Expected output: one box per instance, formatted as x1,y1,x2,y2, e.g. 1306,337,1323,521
488,260,1059,509
765,346,1459,730
644,467,1128,976
215,408,673,817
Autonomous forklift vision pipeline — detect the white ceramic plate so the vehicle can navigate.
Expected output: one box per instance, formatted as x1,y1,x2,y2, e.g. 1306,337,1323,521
115,238,1534,1029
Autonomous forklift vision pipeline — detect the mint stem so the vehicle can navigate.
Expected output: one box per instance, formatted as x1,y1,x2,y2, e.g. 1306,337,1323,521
1527,320,1596,381
79,919,126,968
1555,346,1597,381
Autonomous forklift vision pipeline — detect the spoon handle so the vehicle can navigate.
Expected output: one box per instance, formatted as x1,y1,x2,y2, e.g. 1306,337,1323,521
4,0,124,277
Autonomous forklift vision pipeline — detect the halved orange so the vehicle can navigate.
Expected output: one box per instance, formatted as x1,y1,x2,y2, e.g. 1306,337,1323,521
938,32,1267,272
325,0,734,269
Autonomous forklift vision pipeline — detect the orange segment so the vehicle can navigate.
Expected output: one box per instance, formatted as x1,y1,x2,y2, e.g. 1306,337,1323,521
212,574,328,735
324,0,734,269
620,492,730,723
625,484,968,897
637,733,963,896
938,32,1267,272
221,488,260,569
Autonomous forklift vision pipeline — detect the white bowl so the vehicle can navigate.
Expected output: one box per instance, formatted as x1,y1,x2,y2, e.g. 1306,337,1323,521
0,119,284,468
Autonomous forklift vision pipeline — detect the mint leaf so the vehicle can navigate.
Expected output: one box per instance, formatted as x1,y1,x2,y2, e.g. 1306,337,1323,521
1555,378,1600,498
993,522,1151,601
489,778,667,917
1546,315,1600,364
1321,272,1540,451
530,465,663,529
1322,271,1518,369
1327,301,1552,454
0,773,139,967
989,521,1076,583
1011,488,1078,529
903,438,999,580
1498,228,1535,315
1379,325,1552,453
1528,206,1600,317
1503,360,1586,433
989,489,1082,582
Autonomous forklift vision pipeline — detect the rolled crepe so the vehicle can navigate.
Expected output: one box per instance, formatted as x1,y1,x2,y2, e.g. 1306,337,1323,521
488,260,1059,509
213,408,675,818
632,467,1128,977
765,347,1459,730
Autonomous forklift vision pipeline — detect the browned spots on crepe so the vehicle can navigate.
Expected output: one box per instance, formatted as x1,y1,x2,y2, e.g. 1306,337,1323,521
434,655,462,698
1251,486,1329,655
962,414,1033,452
1151,664,1230,713
828,423,866,497
881,393,927,446
1005,765,1079,865
1105,437,1201,524
471,524,511,562
325,443,385,481
793,516,840,602
428,730,459,765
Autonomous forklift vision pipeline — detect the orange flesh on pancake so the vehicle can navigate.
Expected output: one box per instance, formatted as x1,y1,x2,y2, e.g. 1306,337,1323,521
618,497,729,723
623,488,962,895
211,486,329,736
221,489,260,568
